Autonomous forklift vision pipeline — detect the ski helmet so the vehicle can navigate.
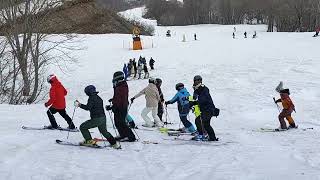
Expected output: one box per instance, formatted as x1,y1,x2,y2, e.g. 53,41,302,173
149,78,156,84
193,75,202,82
113,71,125,83
175,83,184,91
47,74,57,83
84,85,98,96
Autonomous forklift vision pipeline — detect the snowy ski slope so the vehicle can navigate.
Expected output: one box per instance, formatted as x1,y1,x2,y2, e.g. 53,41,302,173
0,7,320,180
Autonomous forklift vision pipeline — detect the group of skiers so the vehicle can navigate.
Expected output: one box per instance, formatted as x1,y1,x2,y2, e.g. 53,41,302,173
123,56,156,80
43,71,296,149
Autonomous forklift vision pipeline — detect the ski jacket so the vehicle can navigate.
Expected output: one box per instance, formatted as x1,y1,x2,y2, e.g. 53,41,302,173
112,81,129,109
188,96,201,117
193,84,216,115
279,93,295,111
45,77,67,109
167,88,190,116
134,83,160,108
80,94,105,119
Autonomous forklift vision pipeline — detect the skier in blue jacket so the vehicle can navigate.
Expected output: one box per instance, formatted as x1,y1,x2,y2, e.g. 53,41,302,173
165,83,196,133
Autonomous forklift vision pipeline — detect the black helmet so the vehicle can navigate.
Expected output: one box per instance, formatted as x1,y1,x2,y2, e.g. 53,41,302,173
149,78,156,84
84,85,98,96
156,78,162,85
113,71,124,83
175,83,184,91
193,75,202,82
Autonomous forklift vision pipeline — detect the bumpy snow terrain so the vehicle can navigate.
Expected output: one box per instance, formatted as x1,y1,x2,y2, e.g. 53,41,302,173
1,7,320,180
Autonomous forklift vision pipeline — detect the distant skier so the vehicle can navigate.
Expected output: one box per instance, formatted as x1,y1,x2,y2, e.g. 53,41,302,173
143,64,149,79
233,32,235,39
131,78,164,128
253,31,257,38
166,30,171,37
274,82,297,130
194,33,197,40
233,27,236,32
127,60,132,77
45,74,75,130
133,58,137,78
106,71,136,142
123,63,128,80
165,83,196,133
156,78,164,121
314,27,319,37
137,63,143,79
244,31,247,38
74,85,120,149
149,57,155,70
190,75,219,141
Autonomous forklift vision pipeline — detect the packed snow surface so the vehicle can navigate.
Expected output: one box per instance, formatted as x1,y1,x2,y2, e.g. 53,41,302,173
1,7,320,180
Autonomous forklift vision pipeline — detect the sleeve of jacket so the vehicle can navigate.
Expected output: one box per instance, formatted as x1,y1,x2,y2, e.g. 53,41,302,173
168,93,179,104
134,88,146,99
80,98,93,111
46,88,56,106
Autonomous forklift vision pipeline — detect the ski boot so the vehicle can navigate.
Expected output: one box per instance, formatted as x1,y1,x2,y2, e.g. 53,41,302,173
191,135,205,141
80,139,98,146
111,142,122,149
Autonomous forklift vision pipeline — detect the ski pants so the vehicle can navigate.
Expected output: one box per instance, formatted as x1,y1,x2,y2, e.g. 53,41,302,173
142,107,163,127
113,107,136,141
80,116,116,145
278,109,295,129
47,107,74,128
195,111,217,140
157,103,164,121
180,116,193,129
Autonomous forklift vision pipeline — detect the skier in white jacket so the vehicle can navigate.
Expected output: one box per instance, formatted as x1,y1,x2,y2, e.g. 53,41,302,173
131,78,164,127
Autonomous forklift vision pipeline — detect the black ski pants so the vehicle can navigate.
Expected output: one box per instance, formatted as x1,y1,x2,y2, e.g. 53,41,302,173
113,107,136,141
195,111,217,140
47,107,74,128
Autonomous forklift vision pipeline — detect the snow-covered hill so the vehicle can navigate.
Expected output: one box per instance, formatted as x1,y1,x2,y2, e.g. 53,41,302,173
1,7,320,180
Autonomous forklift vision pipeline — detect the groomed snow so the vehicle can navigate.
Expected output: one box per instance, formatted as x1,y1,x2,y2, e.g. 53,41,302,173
1,7,320,180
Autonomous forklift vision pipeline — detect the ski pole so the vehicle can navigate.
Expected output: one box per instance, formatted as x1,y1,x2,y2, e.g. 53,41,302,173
67,106,77,140
273,97,281,113
127,102,140,140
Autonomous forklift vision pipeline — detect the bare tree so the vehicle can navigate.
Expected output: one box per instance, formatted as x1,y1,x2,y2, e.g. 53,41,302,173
0,0,79,104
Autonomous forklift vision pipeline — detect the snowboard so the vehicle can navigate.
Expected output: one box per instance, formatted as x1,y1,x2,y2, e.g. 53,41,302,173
22,126,79,132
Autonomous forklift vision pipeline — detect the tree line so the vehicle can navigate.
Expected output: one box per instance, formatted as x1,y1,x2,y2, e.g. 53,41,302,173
144,0,320,32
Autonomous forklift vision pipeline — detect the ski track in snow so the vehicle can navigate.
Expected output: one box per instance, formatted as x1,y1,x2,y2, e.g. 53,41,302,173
1,7,320,180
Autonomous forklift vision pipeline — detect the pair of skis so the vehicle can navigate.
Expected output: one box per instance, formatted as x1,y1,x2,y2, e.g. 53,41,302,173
22,126,79,132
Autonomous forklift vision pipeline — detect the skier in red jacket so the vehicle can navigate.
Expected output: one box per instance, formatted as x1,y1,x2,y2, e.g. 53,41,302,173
45,74,75,129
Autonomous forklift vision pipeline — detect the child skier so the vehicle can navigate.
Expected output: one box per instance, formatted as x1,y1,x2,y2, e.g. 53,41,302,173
190,75,219,141
165,83,196,133
143,64,149,79
106,71,136,142
74,85,120,149
274,82,297,130
45,74,75,130
131,78,163,128
137,64,143,79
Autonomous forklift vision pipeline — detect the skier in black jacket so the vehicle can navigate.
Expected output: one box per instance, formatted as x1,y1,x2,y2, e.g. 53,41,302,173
106,71,136,142
74,85,120,148
190,75,218,141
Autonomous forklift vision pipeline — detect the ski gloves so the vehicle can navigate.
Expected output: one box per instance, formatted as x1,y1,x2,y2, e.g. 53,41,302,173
130,97,135,103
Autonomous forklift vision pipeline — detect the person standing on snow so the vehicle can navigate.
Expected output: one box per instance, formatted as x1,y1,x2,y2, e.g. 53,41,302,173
190,75,219,141
45,74,75,130
143,64,149,79
131,78,164,128
106,71,136,142
156,78,164,121
165,83,196,133
274,82,297,130
244,31,247,38
149,57,155,70
133,58,137,78
123,63,128,80
74,85,120,149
